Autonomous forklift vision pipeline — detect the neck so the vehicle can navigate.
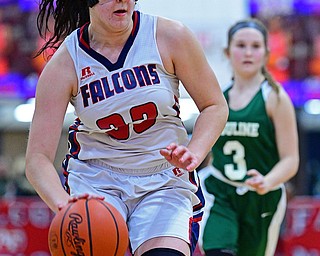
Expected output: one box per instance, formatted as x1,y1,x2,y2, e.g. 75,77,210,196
233,73,265,91
88,21,134,48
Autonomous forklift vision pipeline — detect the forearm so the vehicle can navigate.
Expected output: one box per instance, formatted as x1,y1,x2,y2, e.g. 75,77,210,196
188,104,228,164
26,153,70,213
265,156,299,189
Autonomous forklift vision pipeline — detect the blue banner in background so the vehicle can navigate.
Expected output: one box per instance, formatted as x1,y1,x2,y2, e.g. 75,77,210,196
18,0,38,11
294,0,320,14
0,0,38,11
249,0,320,15
0,0,16,6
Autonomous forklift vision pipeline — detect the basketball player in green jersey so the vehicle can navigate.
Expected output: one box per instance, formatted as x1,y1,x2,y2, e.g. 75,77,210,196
200,19,299,256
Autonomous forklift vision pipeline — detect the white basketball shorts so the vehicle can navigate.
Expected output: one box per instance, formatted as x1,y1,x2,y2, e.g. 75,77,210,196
66,158,204,253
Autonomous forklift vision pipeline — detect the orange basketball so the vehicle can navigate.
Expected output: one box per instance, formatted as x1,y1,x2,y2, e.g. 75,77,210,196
48,198,129,256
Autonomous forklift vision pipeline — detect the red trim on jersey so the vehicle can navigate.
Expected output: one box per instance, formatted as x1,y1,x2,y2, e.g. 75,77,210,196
189,172,197,186
132,11,139,36
193,216,203,222
79,23,90,49
193,202,203,211
189,217,193,242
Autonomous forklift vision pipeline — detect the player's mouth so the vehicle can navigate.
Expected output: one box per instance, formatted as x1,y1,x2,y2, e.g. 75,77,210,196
114,9,127,14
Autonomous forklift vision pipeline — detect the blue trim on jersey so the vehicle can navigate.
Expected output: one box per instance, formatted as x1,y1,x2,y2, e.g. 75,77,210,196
67,118,82,159
77,11,141,72
62,155,71,194
190,220,200,253
190,172,205,252
189,171,205,211
62,118,83,194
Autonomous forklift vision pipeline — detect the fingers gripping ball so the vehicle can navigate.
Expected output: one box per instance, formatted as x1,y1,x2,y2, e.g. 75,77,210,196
48,198,129,256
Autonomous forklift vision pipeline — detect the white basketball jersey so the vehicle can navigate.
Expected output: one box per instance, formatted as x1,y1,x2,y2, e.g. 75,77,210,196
63,11,189,170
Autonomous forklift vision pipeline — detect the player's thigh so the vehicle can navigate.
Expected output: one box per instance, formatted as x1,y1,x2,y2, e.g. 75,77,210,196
202,201,238,252
128,187,195,252
202,179,238,252
237,188,285,256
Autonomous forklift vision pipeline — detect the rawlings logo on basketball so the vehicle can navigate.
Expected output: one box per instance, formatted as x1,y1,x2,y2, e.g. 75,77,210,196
65,213,86,256
48,198,129,256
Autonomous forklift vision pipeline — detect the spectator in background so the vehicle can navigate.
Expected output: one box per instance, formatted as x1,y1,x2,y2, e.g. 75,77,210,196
288,16,312,80
200,18,299,256
0,3,39,99
307,16,320,77
266,16,290,83
0,9,12,75
32,15,55,75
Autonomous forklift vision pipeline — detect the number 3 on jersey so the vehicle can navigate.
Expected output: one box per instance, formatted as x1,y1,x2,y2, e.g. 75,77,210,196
96,102,158,140
223,140,247,180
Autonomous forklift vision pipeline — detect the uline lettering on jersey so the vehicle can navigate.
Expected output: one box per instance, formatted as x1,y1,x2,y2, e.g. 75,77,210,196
80,64,160,107
221,121,260,137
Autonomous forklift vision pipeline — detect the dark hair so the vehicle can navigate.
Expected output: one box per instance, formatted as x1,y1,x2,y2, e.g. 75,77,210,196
36,0,90,57
36,0,139,57
227,18,280,95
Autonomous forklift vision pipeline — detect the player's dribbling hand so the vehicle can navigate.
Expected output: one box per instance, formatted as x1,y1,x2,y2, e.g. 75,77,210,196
57,193,105,211
160,143,199,172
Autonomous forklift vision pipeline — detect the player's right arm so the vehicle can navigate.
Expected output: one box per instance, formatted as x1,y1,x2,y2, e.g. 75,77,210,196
158,17,228,171
25,43,76,213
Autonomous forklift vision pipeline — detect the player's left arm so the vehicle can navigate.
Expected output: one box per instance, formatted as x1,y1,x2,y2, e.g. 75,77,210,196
246,87,299,194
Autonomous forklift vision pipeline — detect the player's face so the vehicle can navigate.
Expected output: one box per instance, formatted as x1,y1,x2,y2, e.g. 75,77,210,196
91,0,136,32
228,28,267,77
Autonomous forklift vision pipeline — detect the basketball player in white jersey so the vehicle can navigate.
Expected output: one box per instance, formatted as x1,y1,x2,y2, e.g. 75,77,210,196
25,0,228,255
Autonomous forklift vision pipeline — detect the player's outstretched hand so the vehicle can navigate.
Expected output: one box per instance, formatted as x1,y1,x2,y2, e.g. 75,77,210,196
160,143,199,172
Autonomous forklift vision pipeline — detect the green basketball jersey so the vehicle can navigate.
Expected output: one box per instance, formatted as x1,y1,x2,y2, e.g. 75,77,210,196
212,81,279,182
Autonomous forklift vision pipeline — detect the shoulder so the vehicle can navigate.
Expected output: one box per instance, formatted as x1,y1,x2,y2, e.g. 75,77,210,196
265,82,295,118
39,42,77,95
265,82,291,104
44,42,74,73
156,16,205,66
155,16,200,73
157,16,196,47
157,16,186,32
